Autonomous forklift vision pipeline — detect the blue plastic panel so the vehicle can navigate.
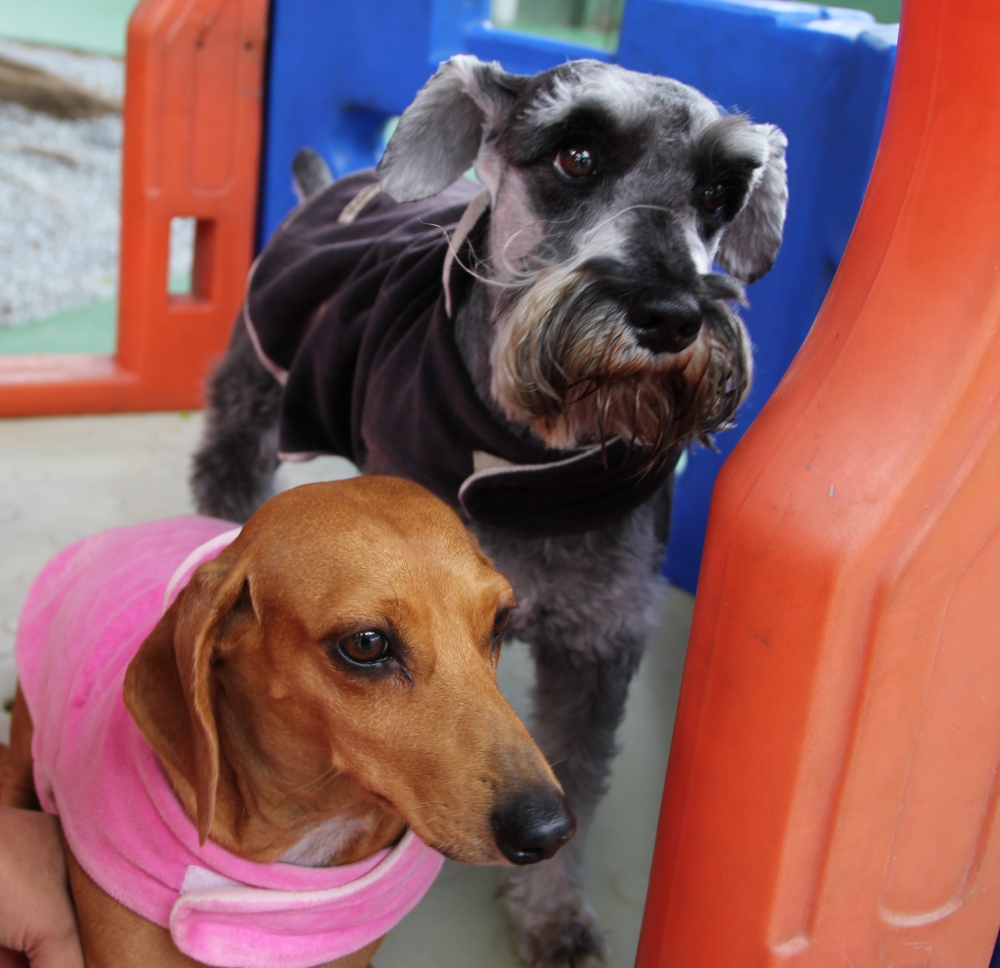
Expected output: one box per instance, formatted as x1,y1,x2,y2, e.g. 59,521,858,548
261,0,491,241
463,23,613,72
261,0,897,592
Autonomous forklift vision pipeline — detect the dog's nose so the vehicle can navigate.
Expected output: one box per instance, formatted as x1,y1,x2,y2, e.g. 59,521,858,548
492,789,576,865
628,294,703,354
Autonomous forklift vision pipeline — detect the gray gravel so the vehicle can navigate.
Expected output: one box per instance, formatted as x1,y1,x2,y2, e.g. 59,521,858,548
0,40,192,329
0,39,123,101
0,103,121,326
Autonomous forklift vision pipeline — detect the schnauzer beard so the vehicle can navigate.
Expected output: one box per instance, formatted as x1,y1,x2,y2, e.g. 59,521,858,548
490,265,753,458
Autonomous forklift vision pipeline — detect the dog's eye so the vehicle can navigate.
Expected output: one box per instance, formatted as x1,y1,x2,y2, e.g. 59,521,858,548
339,631,391,664
555,147,596,179
701,184,728,215
493,609,510,643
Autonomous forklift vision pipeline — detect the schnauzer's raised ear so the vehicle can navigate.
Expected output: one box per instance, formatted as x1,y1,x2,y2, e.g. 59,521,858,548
124,546,259,845
716,123,789,285
377,54,529,203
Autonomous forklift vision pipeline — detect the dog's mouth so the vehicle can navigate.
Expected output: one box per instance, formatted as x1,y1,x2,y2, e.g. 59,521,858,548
490,263,752,455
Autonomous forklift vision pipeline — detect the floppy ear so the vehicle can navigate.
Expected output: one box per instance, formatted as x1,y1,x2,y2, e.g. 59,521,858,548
124,552,256,845
716,124,789,284
377,54,529,203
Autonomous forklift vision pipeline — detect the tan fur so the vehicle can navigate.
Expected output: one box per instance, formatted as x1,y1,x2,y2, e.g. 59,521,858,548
2,477,564,967
0,685,38,811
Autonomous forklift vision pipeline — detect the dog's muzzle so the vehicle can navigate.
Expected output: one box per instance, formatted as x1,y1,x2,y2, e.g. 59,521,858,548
576,250,728,358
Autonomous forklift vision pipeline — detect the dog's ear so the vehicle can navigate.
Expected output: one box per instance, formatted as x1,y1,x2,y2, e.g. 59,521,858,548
377,54,529,203
716,124,789,284
124,551,257,845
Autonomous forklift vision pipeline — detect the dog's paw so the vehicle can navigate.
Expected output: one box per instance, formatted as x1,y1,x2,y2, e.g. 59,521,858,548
511,907,607,968
500,865,607,968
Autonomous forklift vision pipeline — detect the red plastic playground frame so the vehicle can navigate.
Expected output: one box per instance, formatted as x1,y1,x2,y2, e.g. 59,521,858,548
0,0,267,415
637,0,1000,964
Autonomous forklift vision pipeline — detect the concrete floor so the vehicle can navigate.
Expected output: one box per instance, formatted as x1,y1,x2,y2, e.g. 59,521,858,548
0,410,693,968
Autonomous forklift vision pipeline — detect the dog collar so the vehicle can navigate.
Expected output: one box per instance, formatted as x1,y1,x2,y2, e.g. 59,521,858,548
169,827,441,968
162,526,242,610
458,440,679,534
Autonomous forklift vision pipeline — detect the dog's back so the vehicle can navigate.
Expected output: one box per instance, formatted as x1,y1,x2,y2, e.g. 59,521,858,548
15,518,237,897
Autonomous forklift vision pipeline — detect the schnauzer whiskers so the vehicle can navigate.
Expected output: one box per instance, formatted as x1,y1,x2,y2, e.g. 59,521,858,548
490,249,752,455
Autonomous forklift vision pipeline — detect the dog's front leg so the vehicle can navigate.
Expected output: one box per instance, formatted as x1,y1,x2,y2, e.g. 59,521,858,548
191,320,282,523
501,641,643,968
0,685,39,810
480,496,670,968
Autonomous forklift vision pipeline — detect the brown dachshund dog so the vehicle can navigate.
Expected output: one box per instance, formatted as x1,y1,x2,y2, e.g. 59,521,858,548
1,478,573,968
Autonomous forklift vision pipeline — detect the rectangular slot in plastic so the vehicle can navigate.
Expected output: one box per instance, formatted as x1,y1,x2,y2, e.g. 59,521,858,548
168,216,196,294
168,217,216,303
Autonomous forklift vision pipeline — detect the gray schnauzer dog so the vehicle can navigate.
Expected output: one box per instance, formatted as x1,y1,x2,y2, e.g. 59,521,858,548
192,55,787,967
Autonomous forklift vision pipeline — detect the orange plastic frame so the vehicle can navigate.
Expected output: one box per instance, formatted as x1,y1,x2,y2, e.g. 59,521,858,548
637,0,1000,965
0,0,268,415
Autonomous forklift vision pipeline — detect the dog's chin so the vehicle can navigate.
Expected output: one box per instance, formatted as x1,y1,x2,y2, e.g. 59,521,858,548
491,279,753,457
420,830,508,866
412,813,544,867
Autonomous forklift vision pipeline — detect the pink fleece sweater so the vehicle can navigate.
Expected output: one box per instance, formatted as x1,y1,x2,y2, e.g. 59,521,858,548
16,517,443,968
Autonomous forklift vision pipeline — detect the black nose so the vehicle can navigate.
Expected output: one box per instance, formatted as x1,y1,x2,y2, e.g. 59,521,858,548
628,294,703,354
492,789,576,865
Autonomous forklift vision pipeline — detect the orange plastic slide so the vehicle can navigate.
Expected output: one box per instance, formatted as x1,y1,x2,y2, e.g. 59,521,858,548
0,0,267,415
635,0,1000,965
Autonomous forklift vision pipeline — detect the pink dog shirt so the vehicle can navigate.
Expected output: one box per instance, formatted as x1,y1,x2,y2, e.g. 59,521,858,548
16,517,444,968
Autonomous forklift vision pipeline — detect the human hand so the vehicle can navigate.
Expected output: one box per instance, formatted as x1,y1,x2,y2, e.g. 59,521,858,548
0,807,83,968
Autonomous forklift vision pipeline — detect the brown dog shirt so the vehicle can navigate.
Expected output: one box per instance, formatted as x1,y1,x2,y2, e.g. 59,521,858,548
244,169,677,536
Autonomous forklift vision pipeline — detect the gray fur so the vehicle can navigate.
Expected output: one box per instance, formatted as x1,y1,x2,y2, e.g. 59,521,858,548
450,300,673,963
292,147,334,204
715,123,789,283
193,56,788,968
190,322,282,523
377,55,528,203
478,491,671,967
